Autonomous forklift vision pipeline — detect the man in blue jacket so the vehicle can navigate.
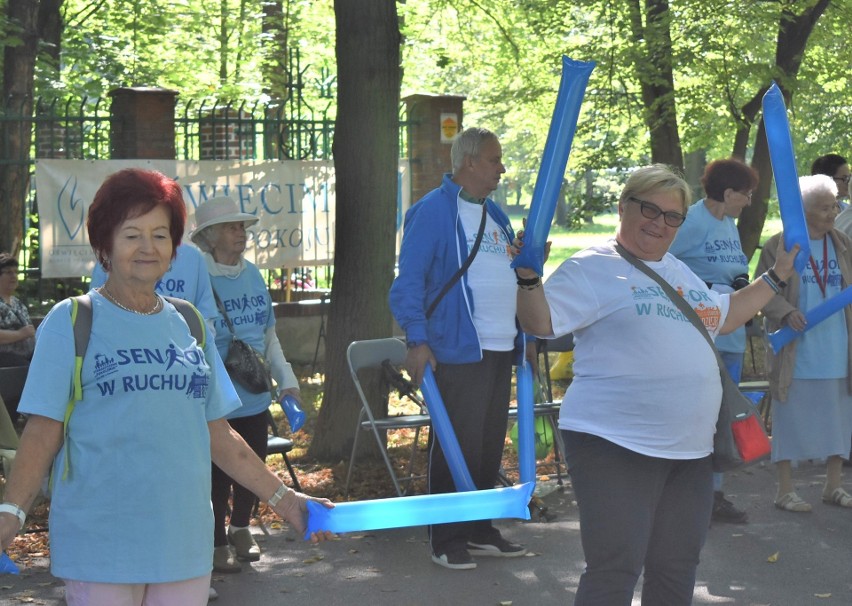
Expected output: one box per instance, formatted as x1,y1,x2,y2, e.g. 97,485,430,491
389,127,527,570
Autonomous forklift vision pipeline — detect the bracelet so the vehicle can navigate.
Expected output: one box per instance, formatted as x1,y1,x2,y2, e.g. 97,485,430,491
767,268,787,288
761,273,780,294
0,503,26,530
516,275,541,287
518,281,542,291
267,483,290,508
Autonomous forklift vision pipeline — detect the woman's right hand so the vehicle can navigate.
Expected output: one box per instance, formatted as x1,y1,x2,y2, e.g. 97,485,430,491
18,325,35,341
783,310,807,332
0,514,20,552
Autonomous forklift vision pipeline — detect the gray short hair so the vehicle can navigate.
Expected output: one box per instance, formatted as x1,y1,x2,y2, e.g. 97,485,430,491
193,224,221,253
451,127,498,173
800,174,838,209
620,164,692,213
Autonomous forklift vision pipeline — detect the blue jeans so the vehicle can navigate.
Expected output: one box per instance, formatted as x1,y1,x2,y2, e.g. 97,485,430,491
563,431,713,606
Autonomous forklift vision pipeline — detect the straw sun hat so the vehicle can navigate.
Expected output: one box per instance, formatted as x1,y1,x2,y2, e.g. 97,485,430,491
189,196,259,246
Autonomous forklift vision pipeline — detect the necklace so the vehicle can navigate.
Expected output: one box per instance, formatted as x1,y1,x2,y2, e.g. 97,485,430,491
100,285,161,315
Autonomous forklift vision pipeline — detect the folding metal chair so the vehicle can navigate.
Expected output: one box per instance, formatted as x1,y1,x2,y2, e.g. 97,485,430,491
344,338,431,498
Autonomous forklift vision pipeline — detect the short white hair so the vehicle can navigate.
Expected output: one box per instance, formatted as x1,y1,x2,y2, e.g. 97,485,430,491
800,174,838,210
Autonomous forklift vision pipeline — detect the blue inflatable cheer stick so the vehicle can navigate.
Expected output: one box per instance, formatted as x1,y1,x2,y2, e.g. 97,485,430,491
768,285,852,353
762,82,810,274
515,361,536,485
420,365,476,492
280,394,306,432
303,482,534,539
512,56,596,277
0,552,19,574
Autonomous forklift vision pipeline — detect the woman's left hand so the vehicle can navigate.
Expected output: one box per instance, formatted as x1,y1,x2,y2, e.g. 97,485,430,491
512,221,551,279
772,236,799,283
271,488,335,543
278,387,302,406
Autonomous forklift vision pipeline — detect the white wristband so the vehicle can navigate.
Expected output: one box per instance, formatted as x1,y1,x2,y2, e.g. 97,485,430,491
267,483,289,508
0,503,26,529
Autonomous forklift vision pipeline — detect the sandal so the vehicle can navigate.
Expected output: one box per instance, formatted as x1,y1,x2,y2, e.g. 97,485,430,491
822,487,852,508
774,491,812,512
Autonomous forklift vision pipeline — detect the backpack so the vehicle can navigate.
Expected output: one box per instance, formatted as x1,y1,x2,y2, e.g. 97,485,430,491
58,294,206,481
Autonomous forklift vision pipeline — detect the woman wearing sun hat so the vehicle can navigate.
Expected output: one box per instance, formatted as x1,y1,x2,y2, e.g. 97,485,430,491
191,196,303,573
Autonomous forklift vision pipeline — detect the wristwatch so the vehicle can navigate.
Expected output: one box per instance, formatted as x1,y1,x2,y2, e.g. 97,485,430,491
0,503,26,530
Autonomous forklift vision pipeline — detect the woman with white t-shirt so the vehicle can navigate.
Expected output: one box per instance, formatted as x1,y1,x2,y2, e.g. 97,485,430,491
514,164,796,605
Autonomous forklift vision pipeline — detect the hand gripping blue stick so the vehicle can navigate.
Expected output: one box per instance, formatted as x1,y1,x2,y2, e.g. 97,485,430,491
303,483,534,539
768,285,852,353
762,82,810,274
515,361,537,485
420,365,476,492
512,56,596,277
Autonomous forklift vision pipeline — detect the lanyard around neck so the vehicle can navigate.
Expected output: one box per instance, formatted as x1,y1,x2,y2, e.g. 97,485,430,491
808,235,829,298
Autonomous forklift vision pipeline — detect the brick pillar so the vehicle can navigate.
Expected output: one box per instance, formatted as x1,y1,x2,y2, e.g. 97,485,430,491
109,87,178,159
403,94,465,204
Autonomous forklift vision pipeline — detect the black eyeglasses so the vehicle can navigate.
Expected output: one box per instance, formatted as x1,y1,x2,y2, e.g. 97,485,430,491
834,175,851,184
626,197,686,227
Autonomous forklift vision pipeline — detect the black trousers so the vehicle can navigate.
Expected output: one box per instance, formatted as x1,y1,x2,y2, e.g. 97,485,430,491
211,411,268,547
428,350,513,555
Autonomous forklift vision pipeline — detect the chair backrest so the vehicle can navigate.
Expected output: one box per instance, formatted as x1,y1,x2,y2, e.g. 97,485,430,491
347,338,407,376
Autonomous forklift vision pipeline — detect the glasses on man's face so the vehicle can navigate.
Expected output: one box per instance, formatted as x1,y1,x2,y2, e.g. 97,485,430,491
626,197,686,227
739,190,754,200
834,175,851,184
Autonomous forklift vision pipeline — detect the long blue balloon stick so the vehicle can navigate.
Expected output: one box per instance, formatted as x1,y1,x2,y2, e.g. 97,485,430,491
515,361,536,485
762,82,810,274
304,483,534,539
768,285,852,353
511,56,596,276
420,365,476,492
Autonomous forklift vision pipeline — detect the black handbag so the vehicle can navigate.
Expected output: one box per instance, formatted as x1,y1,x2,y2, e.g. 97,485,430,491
213,289,274,395
614,243,771,472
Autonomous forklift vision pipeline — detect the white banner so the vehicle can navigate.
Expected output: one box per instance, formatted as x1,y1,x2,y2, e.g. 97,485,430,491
36,159,410,278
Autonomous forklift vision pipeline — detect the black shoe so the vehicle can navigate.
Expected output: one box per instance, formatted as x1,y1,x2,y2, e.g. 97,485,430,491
431,548,476,570
712,491,748,524
467,536,527,558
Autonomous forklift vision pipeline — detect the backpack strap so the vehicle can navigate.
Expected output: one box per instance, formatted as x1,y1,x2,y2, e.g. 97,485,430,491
164,296,206,350
57,295,92,481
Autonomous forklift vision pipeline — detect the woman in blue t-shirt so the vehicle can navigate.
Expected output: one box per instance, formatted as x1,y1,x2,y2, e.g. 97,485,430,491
191,196,304,574
669,158,758,524
0,169,331,606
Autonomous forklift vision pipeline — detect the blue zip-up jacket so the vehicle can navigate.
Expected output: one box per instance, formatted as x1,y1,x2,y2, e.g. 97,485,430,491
389,174,522,364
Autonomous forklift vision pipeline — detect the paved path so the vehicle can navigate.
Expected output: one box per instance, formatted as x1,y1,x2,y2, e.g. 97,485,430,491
2,461,851,605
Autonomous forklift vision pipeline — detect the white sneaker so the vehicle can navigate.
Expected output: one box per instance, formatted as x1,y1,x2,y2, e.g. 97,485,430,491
208,586,219,602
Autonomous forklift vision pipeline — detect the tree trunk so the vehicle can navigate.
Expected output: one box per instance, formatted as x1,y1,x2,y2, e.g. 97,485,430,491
0,0,41,256
309,0,400,461
627,0,683,169
736,0,830,260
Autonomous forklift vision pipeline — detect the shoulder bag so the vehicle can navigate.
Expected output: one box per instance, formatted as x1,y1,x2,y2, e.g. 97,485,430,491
614,242,771,472
212,288,275,395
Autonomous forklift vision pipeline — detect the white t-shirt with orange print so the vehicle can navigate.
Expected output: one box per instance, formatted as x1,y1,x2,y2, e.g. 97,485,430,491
545,239,730,459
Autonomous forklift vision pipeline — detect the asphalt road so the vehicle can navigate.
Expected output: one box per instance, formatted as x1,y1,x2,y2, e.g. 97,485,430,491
2,461,851,605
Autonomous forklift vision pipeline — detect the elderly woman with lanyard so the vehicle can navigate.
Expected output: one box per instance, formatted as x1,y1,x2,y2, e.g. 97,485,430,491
190,196,303,573
668,158,758,524
757,174,852,512
0,169,331,605
514,164,796,605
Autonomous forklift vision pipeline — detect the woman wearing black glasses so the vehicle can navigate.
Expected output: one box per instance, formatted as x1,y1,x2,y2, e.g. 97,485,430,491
515,164,796,606
668,158,759,525
811,153,850,209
